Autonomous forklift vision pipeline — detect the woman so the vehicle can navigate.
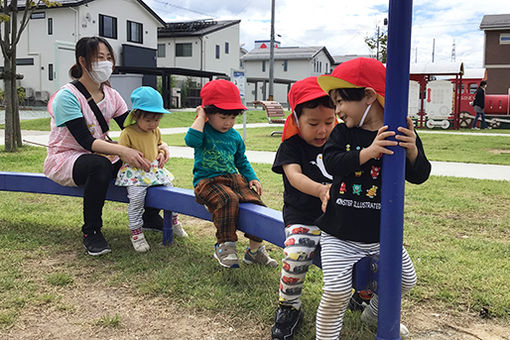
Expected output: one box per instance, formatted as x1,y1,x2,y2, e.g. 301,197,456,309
44,36,169,256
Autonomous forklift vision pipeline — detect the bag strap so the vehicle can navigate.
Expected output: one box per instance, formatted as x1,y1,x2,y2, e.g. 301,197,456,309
71,80,110,135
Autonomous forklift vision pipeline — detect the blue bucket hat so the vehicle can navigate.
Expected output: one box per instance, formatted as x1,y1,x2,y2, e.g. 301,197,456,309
124,86,171,127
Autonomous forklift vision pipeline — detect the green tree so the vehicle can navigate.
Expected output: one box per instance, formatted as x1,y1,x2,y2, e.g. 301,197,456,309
365,30,387,63
1,0,59,152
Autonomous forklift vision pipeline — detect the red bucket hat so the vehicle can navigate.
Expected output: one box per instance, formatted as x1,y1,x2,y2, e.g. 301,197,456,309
317,57,386,107
282,76,336,141
200,79,247,110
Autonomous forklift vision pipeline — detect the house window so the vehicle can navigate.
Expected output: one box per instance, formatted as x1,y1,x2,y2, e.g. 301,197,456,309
175,43,192,57
48,18,53,35
500,33,510,45
283,60,288,72
31,12,45,19
48,64,54,81
215,45,220,59
262,60,266,72
157,43,166,58
469,83,478,94
225,42,229,54
127,20,143,44
325,63,329,73
16,58,34,66
99,14,117,39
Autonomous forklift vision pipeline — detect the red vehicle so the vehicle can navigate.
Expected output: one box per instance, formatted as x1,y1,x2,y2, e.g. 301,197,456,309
408,64,510,129
450,69,510,129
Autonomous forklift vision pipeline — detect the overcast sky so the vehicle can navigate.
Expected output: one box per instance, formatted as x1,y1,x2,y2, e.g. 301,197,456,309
145,0,508,70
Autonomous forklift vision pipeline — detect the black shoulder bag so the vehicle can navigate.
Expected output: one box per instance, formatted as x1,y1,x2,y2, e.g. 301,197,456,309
71,80,115,142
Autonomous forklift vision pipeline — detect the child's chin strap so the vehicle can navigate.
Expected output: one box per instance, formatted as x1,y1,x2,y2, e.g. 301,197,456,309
293,111,300,129
358,103,372,127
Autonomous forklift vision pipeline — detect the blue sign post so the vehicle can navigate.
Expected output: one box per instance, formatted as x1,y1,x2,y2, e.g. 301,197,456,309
377,0,413,339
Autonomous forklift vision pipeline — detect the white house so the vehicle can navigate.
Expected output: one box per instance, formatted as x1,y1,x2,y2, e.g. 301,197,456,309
1,0,165,101
241,45,334,105
157,19,241,85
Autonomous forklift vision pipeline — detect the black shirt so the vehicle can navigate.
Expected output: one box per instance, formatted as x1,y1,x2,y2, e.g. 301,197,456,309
272,135,333,226
316,123,431,243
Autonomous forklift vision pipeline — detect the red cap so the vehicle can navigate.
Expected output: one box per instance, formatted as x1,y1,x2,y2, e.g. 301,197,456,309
282,76,337,141
200,79,247,110
288,76,328,112
318,57,386,107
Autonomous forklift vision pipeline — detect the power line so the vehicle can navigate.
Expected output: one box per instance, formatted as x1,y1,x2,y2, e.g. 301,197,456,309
151,0,216,18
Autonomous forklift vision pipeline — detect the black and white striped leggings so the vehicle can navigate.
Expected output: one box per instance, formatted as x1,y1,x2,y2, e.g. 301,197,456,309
316,232,417,340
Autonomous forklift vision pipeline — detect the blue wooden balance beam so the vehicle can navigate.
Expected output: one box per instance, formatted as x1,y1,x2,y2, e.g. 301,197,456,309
0,171,378,292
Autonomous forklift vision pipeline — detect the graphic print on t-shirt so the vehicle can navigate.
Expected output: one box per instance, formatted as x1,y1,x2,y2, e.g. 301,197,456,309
309,153,332,180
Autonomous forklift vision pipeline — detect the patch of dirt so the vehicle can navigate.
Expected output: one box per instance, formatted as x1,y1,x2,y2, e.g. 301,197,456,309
405,305,510,340
487,149,510,154
3,250,267,340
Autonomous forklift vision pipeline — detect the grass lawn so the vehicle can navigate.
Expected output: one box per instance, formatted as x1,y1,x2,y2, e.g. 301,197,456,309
0,146,509,339
0,110,278,131
160,126,510,165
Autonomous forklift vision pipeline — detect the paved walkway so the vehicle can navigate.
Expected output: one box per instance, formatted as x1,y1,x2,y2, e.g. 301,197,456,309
1,124,510,181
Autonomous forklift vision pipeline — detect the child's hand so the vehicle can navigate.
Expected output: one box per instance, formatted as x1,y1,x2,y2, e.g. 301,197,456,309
157,143,170,168
249,179,262,196
360,126,397,164
196,106,207,120
121,147,150,171
320,183,331,213
396,117,418,163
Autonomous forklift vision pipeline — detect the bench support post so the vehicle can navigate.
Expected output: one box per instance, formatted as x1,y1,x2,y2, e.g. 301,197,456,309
162,210,173,246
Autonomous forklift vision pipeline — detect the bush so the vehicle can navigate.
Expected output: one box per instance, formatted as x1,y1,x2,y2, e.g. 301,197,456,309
0,87,26,106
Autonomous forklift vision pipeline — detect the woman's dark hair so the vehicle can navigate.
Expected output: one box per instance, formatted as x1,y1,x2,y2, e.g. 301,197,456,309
294,95,334,118
69,36,115,80
329,88,367,102
479,80,487,87
203,105,243,116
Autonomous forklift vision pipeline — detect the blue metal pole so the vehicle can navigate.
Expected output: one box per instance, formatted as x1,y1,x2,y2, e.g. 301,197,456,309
376,0,413,339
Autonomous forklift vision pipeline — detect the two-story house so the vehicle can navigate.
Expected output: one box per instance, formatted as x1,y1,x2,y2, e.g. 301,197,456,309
241,45,334,105
480,14,510,94
157,19,241,86
2,0,165,101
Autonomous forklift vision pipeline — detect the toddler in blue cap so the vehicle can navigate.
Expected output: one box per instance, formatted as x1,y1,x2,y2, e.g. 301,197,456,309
116,86,188,252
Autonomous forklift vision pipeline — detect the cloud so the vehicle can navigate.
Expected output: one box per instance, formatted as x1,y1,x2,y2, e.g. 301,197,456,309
146,0,509,69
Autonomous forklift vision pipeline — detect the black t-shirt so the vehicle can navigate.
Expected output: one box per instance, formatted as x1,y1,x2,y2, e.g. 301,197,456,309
316,123,431,243
272,135,333,226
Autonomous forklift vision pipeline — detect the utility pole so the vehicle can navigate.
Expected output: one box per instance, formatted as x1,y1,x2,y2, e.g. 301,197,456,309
376,25,380,61
432,38,435,63
268,0,275,101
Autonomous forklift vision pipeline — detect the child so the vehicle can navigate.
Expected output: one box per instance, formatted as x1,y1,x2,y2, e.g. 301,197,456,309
115,86,188,252
271,76,336,340
314,58,431,339
184,79,277,269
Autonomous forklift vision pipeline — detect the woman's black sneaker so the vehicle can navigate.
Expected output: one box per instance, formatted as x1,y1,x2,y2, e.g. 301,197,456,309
142,208,164,232
271,305,303,340
83,230,111,256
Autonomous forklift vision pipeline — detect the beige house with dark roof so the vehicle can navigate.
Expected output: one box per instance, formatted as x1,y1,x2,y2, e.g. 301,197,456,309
480,14,510,94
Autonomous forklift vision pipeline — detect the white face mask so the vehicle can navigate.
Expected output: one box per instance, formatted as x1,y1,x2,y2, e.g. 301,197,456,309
87,60,113,84
359,103,372,127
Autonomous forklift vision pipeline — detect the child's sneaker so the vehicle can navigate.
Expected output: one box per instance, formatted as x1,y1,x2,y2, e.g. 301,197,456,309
172,221,189,238
214,242,239,268
130,233,150,252
271,304,303,340
360,306,410,338
243,245,278,267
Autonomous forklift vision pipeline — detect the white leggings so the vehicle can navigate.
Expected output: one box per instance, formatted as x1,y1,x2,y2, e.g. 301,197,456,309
316,232,417,340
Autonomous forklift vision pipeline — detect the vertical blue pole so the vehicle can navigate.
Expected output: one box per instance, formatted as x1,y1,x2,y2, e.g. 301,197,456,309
376,1,413,340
